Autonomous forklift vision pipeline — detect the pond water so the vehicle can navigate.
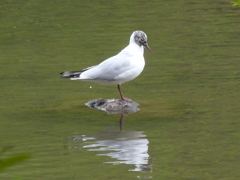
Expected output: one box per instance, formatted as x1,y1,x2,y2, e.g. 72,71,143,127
1,0,239,179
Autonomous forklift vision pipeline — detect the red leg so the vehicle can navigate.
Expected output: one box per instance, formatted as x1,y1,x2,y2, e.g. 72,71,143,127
117,84,132,101
117,84,124,100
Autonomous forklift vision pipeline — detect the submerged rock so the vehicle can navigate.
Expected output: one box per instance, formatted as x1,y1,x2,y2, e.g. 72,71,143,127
85,98,139,114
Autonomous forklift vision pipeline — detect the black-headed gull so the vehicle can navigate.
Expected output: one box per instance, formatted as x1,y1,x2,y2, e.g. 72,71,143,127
60,30,151,101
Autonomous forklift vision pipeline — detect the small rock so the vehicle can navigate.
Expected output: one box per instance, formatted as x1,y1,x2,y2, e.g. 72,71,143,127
85,98,139,114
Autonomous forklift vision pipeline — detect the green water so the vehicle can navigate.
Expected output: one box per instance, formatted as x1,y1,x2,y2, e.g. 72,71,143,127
1,0,239,179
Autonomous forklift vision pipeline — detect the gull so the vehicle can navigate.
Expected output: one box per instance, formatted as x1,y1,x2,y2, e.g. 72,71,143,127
59,30,151,101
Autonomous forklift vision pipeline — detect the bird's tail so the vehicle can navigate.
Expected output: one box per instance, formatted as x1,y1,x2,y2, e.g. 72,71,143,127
59,65,96,79
59,71,82,78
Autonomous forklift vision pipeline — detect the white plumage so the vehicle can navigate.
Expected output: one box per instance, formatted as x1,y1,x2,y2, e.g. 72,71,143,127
60,30,151,101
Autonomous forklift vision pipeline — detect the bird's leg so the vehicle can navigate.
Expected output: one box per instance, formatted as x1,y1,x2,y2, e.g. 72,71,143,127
117,84,132,102
117,84,124,100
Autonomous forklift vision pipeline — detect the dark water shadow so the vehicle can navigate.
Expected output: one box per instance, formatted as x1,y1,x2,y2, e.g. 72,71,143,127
69,99,153,179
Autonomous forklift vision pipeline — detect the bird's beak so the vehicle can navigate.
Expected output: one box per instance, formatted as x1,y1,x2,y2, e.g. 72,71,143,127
144,43,152,53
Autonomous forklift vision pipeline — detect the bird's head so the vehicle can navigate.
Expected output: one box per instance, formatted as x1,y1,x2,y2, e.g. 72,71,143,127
132,30,151,52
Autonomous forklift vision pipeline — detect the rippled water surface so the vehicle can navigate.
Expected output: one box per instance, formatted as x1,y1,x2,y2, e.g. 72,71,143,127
1,0,239,179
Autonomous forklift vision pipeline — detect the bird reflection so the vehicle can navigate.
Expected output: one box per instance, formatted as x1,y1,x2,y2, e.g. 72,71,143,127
83,130,152,173
70,120,152,177
69,99,153,178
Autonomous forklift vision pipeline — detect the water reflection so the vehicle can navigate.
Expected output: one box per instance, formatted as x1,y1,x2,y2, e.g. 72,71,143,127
69,104,153,178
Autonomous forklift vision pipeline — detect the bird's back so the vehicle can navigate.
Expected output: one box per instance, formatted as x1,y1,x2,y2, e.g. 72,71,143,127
79,43,145,85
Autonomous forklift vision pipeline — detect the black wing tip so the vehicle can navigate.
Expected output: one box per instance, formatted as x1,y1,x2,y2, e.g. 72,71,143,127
59,71,81,78
59,66,94,79
59,72,69,78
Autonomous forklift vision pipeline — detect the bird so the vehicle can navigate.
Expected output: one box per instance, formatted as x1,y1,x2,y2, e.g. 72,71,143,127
59,30,151,101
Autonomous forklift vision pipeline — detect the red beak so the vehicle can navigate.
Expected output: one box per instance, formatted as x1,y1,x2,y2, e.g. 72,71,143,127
144,43,152,53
